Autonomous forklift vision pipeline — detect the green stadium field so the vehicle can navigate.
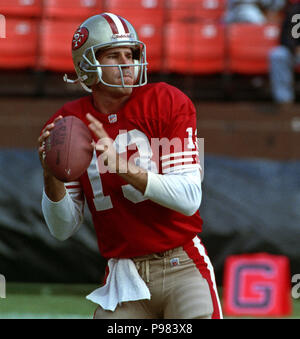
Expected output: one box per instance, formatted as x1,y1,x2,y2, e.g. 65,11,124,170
0,283,300,319
0,283,98,319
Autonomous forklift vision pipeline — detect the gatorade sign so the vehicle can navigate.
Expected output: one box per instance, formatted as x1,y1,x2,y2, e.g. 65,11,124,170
223,253,292,316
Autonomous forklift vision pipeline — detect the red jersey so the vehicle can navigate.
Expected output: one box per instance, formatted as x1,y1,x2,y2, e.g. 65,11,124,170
44,82,203,258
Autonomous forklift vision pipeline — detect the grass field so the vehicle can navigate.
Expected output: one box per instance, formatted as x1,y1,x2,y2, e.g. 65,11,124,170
0,282,300,319
0,283,98,319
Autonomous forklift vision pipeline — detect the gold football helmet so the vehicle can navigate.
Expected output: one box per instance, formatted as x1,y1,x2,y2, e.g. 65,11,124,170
64,12,148,92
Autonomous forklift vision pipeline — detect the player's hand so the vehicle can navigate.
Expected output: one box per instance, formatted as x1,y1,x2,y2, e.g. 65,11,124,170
86,113,119,172
87,113,147,193
38,115,66,202
38,115,63,173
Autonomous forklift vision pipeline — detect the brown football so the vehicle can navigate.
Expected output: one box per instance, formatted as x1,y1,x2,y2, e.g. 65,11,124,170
44,116,93,182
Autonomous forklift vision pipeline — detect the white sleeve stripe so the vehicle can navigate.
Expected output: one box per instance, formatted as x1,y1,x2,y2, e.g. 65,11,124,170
162,164,201,174
160,151,198,161
64,181,80,186
162,157,194,168
66,188,82,194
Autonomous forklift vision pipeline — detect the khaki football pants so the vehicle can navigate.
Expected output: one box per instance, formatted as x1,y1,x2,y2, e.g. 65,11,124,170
93,236,223,319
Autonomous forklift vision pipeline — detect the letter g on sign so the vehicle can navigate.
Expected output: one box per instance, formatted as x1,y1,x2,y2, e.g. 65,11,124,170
233,264,275,311
223,254,292,317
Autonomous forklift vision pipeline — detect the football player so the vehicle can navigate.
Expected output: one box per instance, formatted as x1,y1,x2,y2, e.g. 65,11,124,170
38,13,222,319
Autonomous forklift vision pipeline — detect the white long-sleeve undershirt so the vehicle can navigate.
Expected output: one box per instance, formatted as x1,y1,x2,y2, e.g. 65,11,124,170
42,187,84,241
42,168,202,241
144,169,202,216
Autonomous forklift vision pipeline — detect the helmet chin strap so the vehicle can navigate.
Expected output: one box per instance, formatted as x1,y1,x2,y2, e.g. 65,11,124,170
63,73,88,84
63,74,92,93
63,57,102,93
80,82,93,93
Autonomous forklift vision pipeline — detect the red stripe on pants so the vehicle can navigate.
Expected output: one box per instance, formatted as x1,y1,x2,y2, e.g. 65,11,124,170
183,237,222,319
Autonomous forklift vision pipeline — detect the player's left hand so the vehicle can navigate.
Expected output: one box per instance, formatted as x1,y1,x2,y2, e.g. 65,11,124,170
86,113,119,172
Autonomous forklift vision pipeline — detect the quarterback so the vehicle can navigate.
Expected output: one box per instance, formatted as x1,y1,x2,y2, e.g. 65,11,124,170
38,12,222,319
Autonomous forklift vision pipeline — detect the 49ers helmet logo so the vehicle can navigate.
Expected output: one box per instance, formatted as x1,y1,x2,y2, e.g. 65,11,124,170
72,27,89,50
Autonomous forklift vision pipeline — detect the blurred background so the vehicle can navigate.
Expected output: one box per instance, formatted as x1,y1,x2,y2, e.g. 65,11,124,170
0,0,300,318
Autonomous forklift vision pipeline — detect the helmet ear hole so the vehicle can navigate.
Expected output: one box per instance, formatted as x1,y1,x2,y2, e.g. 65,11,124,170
79,59,102,86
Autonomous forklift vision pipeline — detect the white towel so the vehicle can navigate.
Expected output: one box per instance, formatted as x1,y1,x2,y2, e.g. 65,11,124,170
86,258,151,312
